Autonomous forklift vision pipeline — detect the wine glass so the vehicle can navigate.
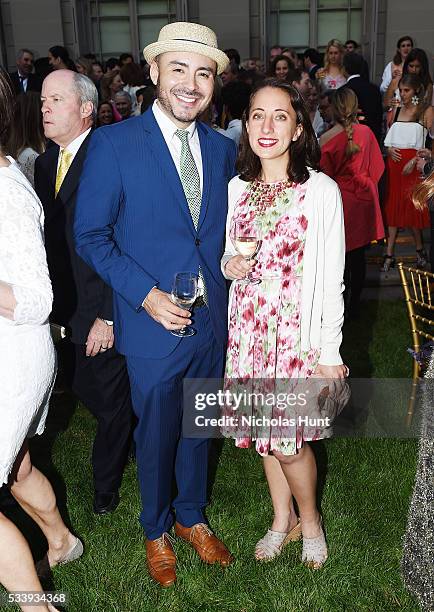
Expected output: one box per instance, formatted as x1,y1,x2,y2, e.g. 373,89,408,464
389,94,400,112
233,220,261,285
170,272,198,337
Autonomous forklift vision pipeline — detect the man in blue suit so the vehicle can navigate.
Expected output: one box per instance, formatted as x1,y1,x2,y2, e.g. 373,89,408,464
74,22,237,587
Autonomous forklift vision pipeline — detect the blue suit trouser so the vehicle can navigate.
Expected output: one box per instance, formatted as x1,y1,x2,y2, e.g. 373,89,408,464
126,307,224,540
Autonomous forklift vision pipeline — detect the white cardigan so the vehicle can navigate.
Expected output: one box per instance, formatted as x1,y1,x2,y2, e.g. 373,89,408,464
221,171,345,366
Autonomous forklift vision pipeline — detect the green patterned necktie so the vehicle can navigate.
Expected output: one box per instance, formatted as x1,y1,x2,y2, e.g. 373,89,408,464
175,129,208,304
175,129,201,228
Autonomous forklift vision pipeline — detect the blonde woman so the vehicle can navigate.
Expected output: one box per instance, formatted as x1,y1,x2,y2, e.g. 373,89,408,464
320,88,384,317
413,151,434,270
75,56,93,78
316,40,346,91
413,156,434,210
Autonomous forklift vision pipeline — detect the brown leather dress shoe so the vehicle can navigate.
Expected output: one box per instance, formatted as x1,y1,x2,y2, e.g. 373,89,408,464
146,533,176,587
175,522,234,566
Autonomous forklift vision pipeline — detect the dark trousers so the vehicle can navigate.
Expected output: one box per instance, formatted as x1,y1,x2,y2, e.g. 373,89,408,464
126,307,224,540
344,246,366,315
72,344,133,494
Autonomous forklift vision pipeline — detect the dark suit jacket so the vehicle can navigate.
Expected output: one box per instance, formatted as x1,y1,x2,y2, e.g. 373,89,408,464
34,133,113,344
342,76,383,143
9,71,42,95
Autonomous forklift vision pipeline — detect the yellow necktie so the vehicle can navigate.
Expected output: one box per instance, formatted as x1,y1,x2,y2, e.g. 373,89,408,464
55,149,73,196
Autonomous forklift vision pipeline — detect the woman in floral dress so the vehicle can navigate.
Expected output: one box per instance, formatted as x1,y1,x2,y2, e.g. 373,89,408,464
221,79,348,569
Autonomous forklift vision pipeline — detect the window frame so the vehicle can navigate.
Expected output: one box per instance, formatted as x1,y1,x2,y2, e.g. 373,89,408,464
87,0,177,62
268,0,365,53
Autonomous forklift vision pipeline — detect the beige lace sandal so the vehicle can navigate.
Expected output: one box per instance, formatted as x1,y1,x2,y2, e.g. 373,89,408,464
301,524,328,569
255,519,301,561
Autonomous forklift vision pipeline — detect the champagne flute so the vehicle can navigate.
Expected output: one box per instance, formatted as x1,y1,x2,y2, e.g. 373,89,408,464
170,272,198,337
233,220,261,285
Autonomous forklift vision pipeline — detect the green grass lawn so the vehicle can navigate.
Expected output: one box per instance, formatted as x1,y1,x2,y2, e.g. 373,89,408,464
3,300,421,612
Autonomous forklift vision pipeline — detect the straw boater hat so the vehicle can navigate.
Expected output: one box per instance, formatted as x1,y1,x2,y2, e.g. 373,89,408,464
143,22,229,75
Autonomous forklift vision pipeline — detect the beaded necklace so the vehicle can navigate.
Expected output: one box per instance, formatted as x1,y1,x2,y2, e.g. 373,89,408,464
248,178,294,215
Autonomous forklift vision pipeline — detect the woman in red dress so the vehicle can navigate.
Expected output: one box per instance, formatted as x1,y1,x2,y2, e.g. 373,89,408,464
320,88,385,317
382,74,433,271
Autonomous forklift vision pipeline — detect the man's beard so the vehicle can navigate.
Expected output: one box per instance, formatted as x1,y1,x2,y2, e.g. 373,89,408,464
157,84,205,123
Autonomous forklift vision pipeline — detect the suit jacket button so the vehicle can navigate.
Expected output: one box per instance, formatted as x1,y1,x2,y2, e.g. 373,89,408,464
195,238,201,246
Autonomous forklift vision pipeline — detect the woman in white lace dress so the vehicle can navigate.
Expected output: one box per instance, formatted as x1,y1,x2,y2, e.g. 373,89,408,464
0,70,81,612
6,92,45,186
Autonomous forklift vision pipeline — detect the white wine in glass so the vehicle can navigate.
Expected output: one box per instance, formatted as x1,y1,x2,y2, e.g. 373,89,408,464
170,272,198,337
234,220,261,285
234,237,260,259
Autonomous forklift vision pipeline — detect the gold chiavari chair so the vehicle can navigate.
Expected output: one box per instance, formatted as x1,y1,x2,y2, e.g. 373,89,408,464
398,263,434,423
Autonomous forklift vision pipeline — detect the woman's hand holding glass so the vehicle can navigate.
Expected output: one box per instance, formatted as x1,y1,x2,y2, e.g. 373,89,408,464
231,220,262,284
224,254,256,281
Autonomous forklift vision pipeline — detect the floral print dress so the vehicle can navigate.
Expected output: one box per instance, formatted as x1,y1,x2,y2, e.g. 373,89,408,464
223,179,324,456
318,72,347,91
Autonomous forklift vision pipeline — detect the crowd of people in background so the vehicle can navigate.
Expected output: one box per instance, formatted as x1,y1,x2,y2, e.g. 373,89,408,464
6,34,434,294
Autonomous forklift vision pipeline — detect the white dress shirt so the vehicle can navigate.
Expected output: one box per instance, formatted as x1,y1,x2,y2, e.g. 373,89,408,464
312,109,325,138
346,74,361,82
152,100,203,193
57,128,92,170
